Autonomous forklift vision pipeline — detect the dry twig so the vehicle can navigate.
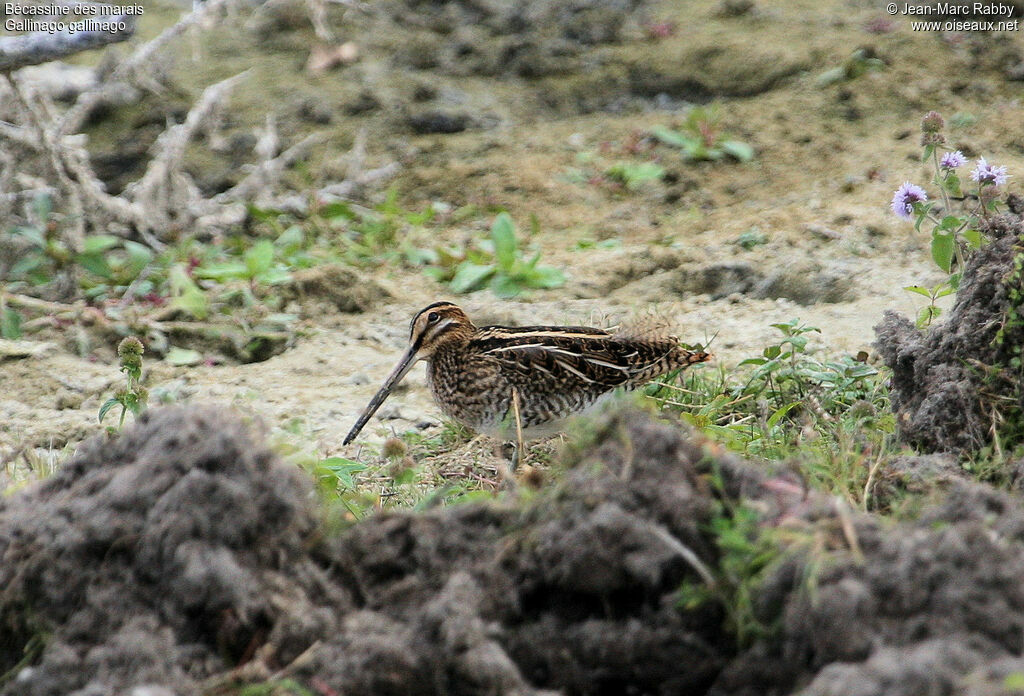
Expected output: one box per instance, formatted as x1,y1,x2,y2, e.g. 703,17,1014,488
0,14,135,72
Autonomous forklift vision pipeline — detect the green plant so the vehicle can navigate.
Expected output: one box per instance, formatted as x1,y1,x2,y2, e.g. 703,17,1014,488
7,194,155,298
652,105,754,163
949,111,977,129
604,161,666,189
573,238,621,251
649,320,887,463
193,239,291,289
892,112,1004,297
428,213,565,298
995,249,1024,372
816,48,885,86
904,282,955,328
676,475,781,648
735,229,767,250
0,295,22,339
312,189,436,267
99,336,148,429
234,679,315,696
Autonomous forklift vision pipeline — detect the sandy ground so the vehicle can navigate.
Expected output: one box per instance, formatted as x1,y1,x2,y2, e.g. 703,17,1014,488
2,0,1022,459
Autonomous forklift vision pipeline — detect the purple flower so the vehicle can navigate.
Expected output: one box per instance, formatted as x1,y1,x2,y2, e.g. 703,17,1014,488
940,150,966,170
891,182,928,220
971,157,1009,187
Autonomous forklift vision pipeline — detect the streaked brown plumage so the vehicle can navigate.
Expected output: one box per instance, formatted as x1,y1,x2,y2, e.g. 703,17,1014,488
343,302,710,445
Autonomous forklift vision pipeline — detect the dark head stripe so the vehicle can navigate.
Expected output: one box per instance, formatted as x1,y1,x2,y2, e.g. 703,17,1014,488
410,301,460,335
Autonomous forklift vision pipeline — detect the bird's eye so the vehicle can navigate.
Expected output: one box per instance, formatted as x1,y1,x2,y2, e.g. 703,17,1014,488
427,312,440,323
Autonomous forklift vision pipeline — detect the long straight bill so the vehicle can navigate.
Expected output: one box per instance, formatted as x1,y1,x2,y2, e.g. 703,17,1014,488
343,344,419,445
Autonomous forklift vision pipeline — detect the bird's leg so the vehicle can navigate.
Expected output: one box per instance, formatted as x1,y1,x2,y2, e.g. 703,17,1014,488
511,387,525,471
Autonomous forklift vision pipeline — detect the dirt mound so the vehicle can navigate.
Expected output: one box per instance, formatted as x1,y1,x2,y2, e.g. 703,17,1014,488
0,407,343,695
315,412,749,696
874,210,1024,454
9,406,1024,694
722,480,1024,695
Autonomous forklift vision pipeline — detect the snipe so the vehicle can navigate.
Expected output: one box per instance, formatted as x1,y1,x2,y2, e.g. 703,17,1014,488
343,302,710,452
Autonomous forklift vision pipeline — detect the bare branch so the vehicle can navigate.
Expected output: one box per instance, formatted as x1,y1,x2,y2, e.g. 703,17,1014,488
216,132,324,203
58,0,234,135
0,15,135,72
123,70,249,231
319,162,402,202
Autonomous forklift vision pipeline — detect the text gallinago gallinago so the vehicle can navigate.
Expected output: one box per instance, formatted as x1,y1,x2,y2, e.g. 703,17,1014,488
343,302,710,451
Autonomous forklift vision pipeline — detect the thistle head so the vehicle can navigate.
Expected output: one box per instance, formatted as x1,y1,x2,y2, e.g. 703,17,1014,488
921,110,945,134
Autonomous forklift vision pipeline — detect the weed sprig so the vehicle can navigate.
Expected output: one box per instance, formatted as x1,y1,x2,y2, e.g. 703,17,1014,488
892,110,1011,326
99,336,148,430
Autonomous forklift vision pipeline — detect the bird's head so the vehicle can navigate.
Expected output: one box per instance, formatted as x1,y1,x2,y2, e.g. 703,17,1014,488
343,302,474,444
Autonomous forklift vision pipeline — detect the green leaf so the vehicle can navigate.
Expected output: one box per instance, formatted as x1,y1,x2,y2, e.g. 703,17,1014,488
165,346,203,366
606,162,665,189
246,203,285,222
123,241,154,274
961,228,981,249
195,262,248,281
931,232,954,273
916,305,941,328
259,268,292,285
33,193,51,221
491,274,524,299
1003,672,1024,692
783,335,808,351
169,265,209,319
766,402,801,429
491,213,518,272
10,255,44,277
98,397,121,423
82,235,121,254
320,456,366,488
319,201,356,221
276,225,304,250
937,215,961,232
422,267,450,282
943,172,962,196
245,239,275,277
903,285,933,298
526,265,565,289
449,262,495,294
651,125,696,149
77,252,113,279
720,140,755,162
14,226,45,247
529,213,541,237
1,307,22,339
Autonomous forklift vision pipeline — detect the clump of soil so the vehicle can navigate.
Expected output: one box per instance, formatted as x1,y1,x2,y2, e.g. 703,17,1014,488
874,209,1024,454
10,405,1024,694
280,263,395,315
723,479,1024,695
0,407,343,695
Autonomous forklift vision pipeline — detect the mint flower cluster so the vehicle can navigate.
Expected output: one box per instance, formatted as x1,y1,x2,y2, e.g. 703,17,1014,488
888,111,1011,278
891,182,928,220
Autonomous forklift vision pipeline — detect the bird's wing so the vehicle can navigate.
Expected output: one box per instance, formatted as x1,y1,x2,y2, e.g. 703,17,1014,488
475,336,639,389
